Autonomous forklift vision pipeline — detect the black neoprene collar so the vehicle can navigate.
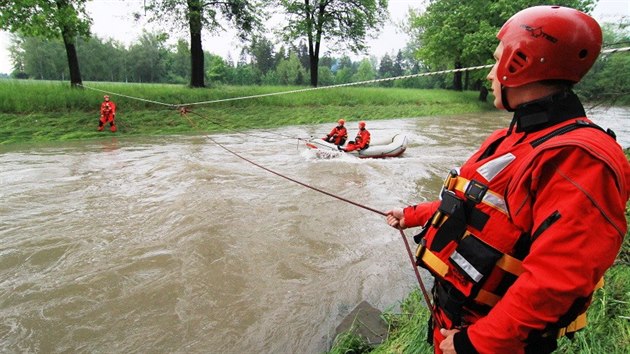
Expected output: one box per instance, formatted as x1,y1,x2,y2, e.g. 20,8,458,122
511,90,586,133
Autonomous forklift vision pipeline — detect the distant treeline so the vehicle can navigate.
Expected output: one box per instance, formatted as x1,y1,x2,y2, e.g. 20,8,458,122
7,33,449,90
5,24,630,105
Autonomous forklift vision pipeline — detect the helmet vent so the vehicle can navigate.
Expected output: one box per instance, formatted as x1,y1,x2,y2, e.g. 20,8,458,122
508,50,528,73
578,49,588,59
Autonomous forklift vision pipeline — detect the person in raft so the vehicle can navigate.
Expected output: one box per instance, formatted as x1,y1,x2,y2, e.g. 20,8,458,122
98,95,117,132
342,121,370,152
323,118,348,146
384,6,629,354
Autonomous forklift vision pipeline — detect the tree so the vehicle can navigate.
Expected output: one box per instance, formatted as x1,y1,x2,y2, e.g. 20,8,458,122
393,50,404,78
127,31,169,83
0,0,91,87
278,0,388,87
143,0,263,87
578,21,630,103
352,58,376,84
7,34,27,78
170,39,192,83
15,36,66,80
276,52,307,85
206,53,230,84
378,53,395,87
408,0,596,91
317,66,335,86
249,36,276,75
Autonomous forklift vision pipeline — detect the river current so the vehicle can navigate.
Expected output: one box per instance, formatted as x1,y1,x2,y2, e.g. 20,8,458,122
1,107,628,353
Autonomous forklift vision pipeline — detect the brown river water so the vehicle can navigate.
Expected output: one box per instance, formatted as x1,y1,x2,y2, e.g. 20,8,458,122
1,107,628,353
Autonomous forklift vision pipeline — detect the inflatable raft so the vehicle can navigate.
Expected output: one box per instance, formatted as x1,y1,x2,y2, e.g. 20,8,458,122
304,133,408,158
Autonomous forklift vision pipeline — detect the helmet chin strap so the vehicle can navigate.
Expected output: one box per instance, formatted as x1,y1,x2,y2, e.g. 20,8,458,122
501,85,515,112
501,85,518,136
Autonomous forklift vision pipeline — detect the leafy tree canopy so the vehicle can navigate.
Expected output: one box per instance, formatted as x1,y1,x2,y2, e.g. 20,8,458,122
408,0,598,82
0,0,91,39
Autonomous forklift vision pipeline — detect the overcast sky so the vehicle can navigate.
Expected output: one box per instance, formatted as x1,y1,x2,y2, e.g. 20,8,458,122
0,0,628,75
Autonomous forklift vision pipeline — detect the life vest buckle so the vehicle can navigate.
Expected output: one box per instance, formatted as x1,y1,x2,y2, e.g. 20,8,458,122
465,179,488,204
439,190,463,215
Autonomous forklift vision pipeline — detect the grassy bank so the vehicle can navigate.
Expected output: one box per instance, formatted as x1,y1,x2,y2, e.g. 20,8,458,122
328,153,630,354
0,80,494,145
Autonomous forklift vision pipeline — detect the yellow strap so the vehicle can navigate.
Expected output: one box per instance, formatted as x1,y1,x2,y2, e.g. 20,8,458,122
475,289,501,307
557,312,588,338
417,245,449,278
452,177,508,215
555,277,603,338
496,254,524,276
595,277,604,290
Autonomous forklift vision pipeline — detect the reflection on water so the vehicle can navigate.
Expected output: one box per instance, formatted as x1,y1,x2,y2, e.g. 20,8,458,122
0,108,627,353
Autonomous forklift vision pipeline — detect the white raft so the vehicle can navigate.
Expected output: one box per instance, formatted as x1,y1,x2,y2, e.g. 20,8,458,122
304,133,408,158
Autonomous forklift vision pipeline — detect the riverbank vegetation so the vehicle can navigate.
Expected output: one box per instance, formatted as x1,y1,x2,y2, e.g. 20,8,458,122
0,80,494,145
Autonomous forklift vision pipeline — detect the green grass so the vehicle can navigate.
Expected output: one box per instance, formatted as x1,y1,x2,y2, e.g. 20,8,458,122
328,241,630,354
0,80,494,145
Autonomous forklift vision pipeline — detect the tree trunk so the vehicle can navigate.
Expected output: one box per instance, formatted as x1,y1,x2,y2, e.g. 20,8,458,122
453,61,463,91
56,0,82,87
478,86,488,102
309,50,319,87
464,70,469,90
61,32,82,87
188,0,205,88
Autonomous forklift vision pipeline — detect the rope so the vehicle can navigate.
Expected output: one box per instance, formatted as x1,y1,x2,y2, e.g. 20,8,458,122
602,46,630,55
398,228,438,321
78,46,630,314
183,107,435,311
79,64,494,109
78,84,178,108
181,107,302,141
78,46,630,110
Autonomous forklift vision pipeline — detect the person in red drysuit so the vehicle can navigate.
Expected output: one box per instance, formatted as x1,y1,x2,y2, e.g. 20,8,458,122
323,118,348,146
342,121,370,152
384,6,629,354
98,95,117,132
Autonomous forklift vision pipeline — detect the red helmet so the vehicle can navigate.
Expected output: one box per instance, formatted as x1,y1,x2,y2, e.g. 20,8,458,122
359,121,366,128
496,6,602,87
338,119,345,125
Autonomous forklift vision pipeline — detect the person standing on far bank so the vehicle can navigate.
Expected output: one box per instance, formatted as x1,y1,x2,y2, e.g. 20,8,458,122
385,6,629,354
98,95,117,132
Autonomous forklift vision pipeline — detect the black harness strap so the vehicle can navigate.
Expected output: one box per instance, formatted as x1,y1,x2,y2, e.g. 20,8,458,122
530,120,616,148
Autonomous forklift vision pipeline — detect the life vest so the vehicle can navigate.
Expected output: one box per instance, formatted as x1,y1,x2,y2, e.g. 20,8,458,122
415,117,620,340
326,125,348,145
355,129,370,148
101,101,116,116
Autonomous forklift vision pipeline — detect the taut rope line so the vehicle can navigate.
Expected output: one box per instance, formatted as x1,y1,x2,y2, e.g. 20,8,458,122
78,64,493,108
180,107,303,141
78,46,629,109
78,46,629,313
184,107,436,313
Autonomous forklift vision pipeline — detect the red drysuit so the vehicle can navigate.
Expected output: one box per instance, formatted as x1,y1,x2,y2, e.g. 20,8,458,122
344,128,370,152
98,97,117,132
323,125,348,146
402,93,629,353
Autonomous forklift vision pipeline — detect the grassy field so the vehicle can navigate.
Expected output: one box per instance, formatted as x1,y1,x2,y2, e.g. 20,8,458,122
0,80,494,145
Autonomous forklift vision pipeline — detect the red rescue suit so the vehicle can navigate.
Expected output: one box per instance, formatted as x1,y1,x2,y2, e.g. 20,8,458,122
344,128,370,152
403,92,629,353
99,98,117,132
323,125,348,146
